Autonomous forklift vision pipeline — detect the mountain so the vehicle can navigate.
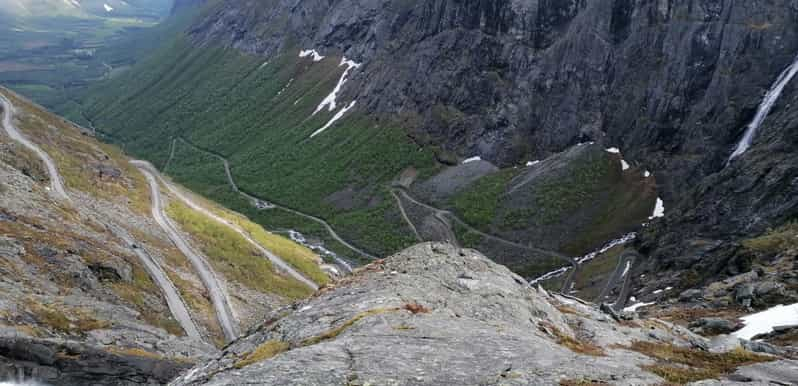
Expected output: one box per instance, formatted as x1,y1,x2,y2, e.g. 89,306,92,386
2,0,798,383
0,86,331,384
79,0,798,299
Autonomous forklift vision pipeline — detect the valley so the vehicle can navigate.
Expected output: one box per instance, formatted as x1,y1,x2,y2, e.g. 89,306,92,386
1,0,798,384
0,86,331,382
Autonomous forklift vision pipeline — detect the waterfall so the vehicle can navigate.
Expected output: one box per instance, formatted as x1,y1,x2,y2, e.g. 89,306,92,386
728,53,798,163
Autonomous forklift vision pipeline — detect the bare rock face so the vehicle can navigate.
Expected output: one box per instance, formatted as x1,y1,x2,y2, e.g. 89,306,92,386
180,0,798,303
0,336,191,386
171,243,790,386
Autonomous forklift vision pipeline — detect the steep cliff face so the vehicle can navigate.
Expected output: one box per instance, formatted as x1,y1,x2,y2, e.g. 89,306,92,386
181,0,798,288
188,0,797,177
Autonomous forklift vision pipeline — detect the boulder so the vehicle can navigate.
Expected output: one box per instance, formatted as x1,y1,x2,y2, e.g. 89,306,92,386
689,318,743,335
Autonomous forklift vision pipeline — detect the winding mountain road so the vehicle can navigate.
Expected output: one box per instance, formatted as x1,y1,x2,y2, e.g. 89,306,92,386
106,223,202,340
174,137,372,266
134,162,240,342
391,187,573,266
133,160,320,291
1,95,69,201
390,190,423,242
598,251,638,308
0,92,203,340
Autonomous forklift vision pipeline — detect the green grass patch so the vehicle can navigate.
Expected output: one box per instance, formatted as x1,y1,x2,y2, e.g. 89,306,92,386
234,340,290,369
166,199,313,300
630,341,774,384
743,221,798,255
451,168,519,230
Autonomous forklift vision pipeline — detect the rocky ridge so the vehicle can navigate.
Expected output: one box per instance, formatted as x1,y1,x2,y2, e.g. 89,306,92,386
172,243,797,386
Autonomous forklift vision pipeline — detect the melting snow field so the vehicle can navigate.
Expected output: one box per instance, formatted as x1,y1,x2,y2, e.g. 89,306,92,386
577,233,636,264
310,101,357,138
623,301,655,313
314,57,361,114
529,266,570,286
309,57,362,138
649,198,665,219
733,303,798,340
299,49,325,62
463,156,482,164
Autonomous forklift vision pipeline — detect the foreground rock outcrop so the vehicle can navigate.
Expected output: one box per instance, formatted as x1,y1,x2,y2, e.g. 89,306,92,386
172,243,796,385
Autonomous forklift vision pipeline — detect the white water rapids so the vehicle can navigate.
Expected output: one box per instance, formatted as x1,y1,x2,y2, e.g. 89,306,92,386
728,54,798,163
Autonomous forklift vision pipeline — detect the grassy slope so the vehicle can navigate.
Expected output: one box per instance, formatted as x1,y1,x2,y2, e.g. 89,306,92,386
449,148,656,257
83,36,437,259
166,199,313,300
0,89,185,335
160,174,331,286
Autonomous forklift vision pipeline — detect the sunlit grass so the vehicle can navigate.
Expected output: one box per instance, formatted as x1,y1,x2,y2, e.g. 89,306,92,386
166,199,313,300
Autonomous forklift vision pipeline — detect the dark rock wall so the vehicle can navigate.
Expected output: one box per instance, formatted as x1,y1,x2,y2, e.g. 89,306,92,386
185,0,798,283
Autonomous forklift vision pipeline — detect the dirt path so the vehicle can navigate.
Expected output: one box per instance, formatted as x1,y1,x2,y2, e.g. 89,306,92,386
1,92,203,340
135,162,240,342
134,160,320,290
1,95,69,201
391,187,573,265
174,137,373,265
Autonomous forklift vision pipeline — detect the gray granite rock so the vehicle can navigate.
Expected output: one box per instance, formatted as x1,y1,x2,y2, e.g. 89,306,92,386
172,243,719,386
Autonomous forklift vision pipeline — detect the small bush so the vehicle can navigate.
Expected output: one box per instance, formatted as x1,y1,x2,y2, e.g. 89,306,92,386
628,341,774,383
402,302,430,314
743,222,798,255
302,307,400,347
235,340,290,369
538,321,605,357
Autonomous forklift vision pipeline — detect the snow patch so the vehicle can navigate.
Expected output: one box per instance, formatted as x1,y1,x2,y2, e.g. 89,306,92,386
103,3,113,11
577,233,636,264
621,159,630,171
623,302,655,313
299,49,325,62
652,287,672,295
621,261,631,277
648,198,665,220
64,0,80,8
258,61,269,69
644,170,651,178
526,160,540,167
733,303,798,340
605,147,621,154
529,266,570,286
310,101,357,138
463,156,482,164
314,57,361,115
